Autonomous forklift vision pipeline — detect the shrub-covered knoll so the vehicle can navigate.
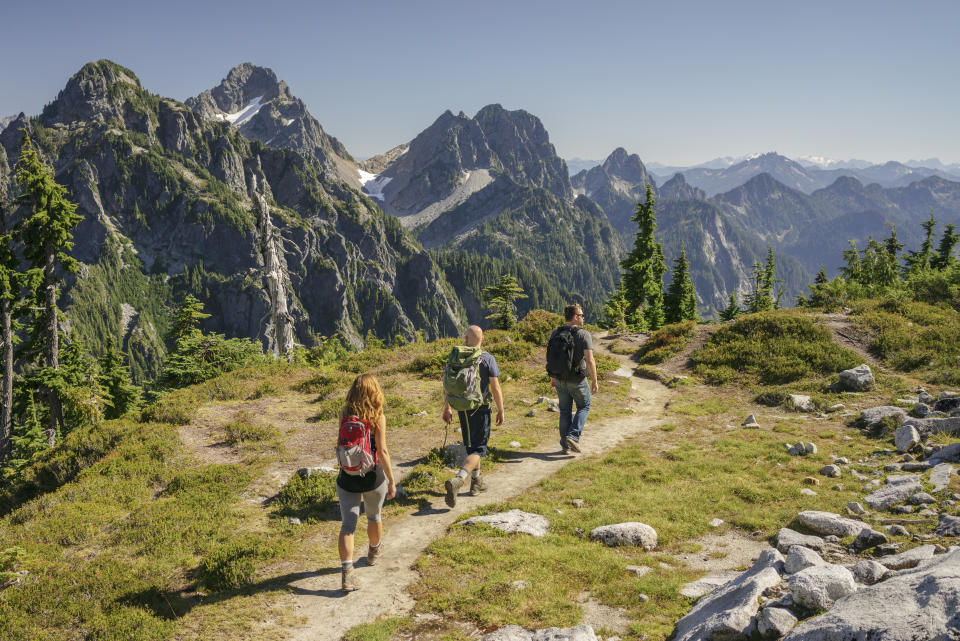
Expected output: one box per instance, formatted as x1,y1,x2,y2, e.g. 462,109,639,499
692,312,860,385
636,321,697,365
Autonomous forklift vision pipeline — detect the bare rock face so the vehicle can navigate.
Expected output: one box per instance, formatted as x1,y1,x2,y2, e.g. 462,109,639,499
461,510,549,537
758,607,798,638
784,546,826,574
788,564,857,611
671,549,784,641
863,476,922,511
589,522,657,550
480,625,597,641
796,511,872,537
784,548,960,640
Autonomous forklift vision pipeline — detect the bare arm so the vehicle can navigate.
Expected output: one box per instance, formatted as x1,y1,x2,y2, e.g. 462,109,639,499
584,350,599,393
489,376,504,425
374,414,396,498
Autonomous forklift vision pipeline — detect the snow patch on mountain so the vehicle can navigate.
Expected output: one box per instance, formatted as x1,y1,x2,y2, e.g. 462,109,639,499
215,95,265,127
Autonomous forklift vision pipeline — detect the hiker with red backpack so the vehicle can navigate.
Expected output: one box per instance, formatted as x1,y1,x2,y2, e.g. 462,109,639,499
335,374,396,591
546,303,599,454
441,325,504,508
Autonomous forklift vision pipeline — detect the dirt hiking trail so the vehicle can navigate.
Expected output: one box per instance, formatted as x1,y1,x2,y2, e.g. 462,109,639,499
281,338,672,641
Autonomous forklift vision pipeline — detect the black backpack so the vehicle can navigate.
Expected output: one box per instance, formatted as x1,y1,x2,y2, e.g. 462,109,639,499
546,326,584,380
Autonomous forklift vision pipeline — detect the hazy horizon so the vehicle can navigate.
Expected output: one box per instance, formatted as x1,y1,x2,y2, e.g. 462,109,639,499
1,0,957,166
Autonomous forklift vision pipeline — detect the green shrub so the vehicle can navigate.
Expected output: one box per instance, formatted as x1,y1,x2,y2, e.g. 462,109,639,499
200,536,280,591
692,312,859,386
594,354,619,379
223,420,276,445
157,332,265,389
273,472,338,520
486,340,536,362
0,547,26,588
636,321,697,364
513,309,563,345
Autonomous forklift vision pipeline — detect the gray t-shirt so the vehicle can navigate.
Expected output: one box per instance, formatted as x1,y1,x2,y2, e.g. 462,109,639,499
478,352,500,403
550,325,593,380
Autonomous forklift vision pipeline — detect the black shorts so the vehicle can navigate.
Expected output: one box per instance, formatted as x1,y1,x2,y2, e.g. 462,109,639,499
458,406,491,457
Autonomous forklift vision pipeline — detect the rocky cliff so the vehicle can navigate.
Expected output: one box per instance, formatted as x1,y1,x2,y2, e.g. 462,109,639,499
570,147,656,237
0,60,464,381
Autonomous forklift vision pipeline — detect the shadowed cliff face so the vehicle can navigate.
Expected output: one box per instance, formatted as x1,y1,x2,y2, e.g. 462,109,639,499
0,60,464,381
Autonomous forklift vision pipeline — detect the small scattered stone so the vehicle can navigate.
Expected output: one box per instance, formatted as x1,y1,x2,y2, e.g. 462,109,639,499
909,492,936,505
826,403,846,412
887,524,909,536
512,580,531,591
819,464,842,478
800,488,818,496
742,414,760,428
902,461,932,471
884,463,903,472
784,545,826,574
625,565,652,578
803,476,820,486
287,517,301,525
789,394,816,412
509,441,522,448
709,518,724,528
846,501,867,516
825,535,841,544
572,499,585,508
526,409,538,417
758,607,798,638
892,505,916,514
776,528,825,553
590,522,658,550
895,424,922,453
852,559,889,585
637,593,649,603
850,528,887,552
461,510,550,537
875,542,903,556
804,442,818,455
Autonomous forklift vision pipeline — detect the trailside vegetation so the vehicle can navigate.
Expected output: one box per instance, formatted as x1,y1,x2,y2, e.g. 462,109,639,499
616,184,667,331
481,274,528,330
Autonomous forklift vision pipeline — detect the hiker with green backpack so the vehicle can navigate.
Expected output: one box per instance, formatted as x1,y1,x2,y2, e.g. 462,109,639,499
441,325,504,508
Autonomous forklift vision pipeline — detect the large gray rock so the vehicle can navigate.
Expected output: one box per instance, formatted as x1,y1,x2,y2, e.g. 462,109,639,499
933,397,960,413
863,476,922,511
796,511,872,537
930,443,960,464
783,548,960,641
858,406,907,431
835,364,874,392
460,510,549,537
850,528,888,552
590,522,657,550
758,607,798,638
671,549,784,641
877,544,936,570
776,528,826,553
789,394,816,412
937,514,960,537
784,546,826,574
788,564,857,611
851,559,889,585
480,625,597,641
930,463,956,492
893,424,921,453
902,417,960,438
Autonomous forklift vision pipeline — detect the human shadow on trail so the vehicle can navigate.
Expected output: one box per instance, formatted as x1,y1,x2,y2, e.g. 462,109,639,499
118,567,346,619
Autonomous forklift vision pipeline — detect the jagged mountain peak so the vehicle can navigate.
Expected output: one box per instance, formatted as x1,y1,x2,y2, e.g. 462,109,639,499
601,147,650,185
660,172,706,202
40,59,155,129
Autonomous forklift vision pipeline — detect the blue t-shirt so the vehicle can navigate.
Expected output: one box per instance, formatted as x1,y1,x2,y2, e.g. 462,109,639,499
478,352,500,405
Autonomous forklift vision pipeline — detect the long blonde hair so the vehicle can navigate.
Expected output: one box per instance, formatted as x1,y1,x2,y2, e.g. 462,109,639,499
343,374,384,426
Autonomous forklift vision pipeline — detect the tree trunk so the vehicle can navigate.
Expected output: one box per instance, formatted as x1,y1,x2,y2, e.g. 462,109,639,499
1,296,11,459
44,246,60,447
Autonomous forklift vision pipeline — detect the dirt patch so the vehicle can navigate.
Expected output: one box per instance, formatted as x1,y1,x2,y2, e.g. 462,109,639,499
658,324,723,377
816,313,883,369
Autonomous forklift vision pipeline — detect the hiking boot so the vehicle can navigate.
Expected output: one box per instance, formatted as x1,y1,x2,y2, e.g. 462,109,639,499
341,565,359,592
444,476,464,508
564,436,581,453
367,543,382,566
469,475,488,496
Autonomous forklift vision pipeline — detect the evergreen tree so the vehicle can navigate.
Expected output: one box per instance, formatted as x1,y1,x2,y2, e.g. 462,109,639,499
841,240,863,282
719,292,740,321
764,246,784,309
98,339,141,420
883,224,903,260
933,223,958,270
14,132,83,447
814,265,829,285
744,248,781,314
170,294,211,341
603,286,631,333
0,150,20,459
481,274,527,330
664,247,698,324
620,184,665,329
7,391,46,473
904,211,937,274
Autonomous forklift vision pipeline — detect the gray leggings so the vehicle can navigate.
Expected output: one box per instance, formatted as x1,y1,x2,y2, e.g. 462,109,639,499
336,469,387,534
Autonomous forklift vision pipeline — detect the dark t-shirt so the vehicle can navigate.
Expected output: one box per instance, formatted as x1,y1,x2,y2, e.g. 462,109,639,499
550,325,593,381
477,352,500,404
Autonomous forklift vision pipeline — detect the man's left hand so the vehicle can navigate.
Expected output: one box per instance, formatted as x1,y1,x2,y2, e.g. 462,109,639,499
496,408,504,426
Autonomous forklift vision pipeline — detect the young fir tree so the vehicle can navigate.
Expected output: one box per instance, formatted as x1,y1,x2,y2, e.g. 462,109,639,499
904,211,937,274
98,339,141,420
481,274,527,330
15,132,83,447
664,247,698,324
814,265,829,285
619,184,665,329
933,223,958,270
744,247,781,314
169,294,211,342
719,291,740,321
603,286,631,333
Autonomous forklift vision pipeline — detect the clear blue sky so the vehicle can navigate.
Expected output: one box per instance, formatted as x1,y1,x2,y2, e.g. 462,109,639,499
2,0,957,165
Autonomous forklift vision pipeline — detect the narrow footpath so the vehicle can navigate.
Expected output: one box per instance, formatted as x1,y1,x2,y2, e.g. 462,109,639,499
282,339,672,641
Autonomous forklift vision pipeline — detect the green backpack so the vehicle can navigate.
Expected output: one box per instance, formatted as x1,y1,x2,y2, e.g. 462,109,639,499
442,346,489,411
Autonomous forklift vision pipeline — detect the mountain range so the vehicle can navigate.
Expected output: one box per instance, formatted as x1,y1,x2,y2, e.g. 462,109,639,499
2,59,960,369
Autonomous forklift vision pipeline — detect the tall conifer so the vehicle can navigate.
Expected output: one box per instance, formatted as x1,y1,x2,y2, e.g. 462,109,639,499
933,223,958,270
14,132,83,446
664,247,697,324
619,184,665,329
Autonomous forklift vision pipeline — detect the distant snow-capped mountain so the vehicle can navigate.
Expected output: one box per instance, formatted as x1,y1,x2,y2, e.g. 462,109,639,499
795,156,873,170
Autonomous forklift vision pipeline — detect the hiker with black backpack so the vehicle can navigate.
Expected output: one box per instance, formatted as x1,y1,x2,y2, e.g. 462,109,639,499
441,325,504,508
335,374,396,592
546,303,599,454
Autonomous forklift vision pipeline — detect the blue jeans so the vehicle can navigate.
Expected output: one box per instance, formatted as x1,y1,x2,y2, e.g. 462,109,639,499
556,377,591,448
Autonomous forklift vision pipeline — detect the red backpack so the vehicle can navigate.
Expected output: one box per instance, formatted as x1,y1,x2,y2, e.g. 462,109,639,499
336,415,377,476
